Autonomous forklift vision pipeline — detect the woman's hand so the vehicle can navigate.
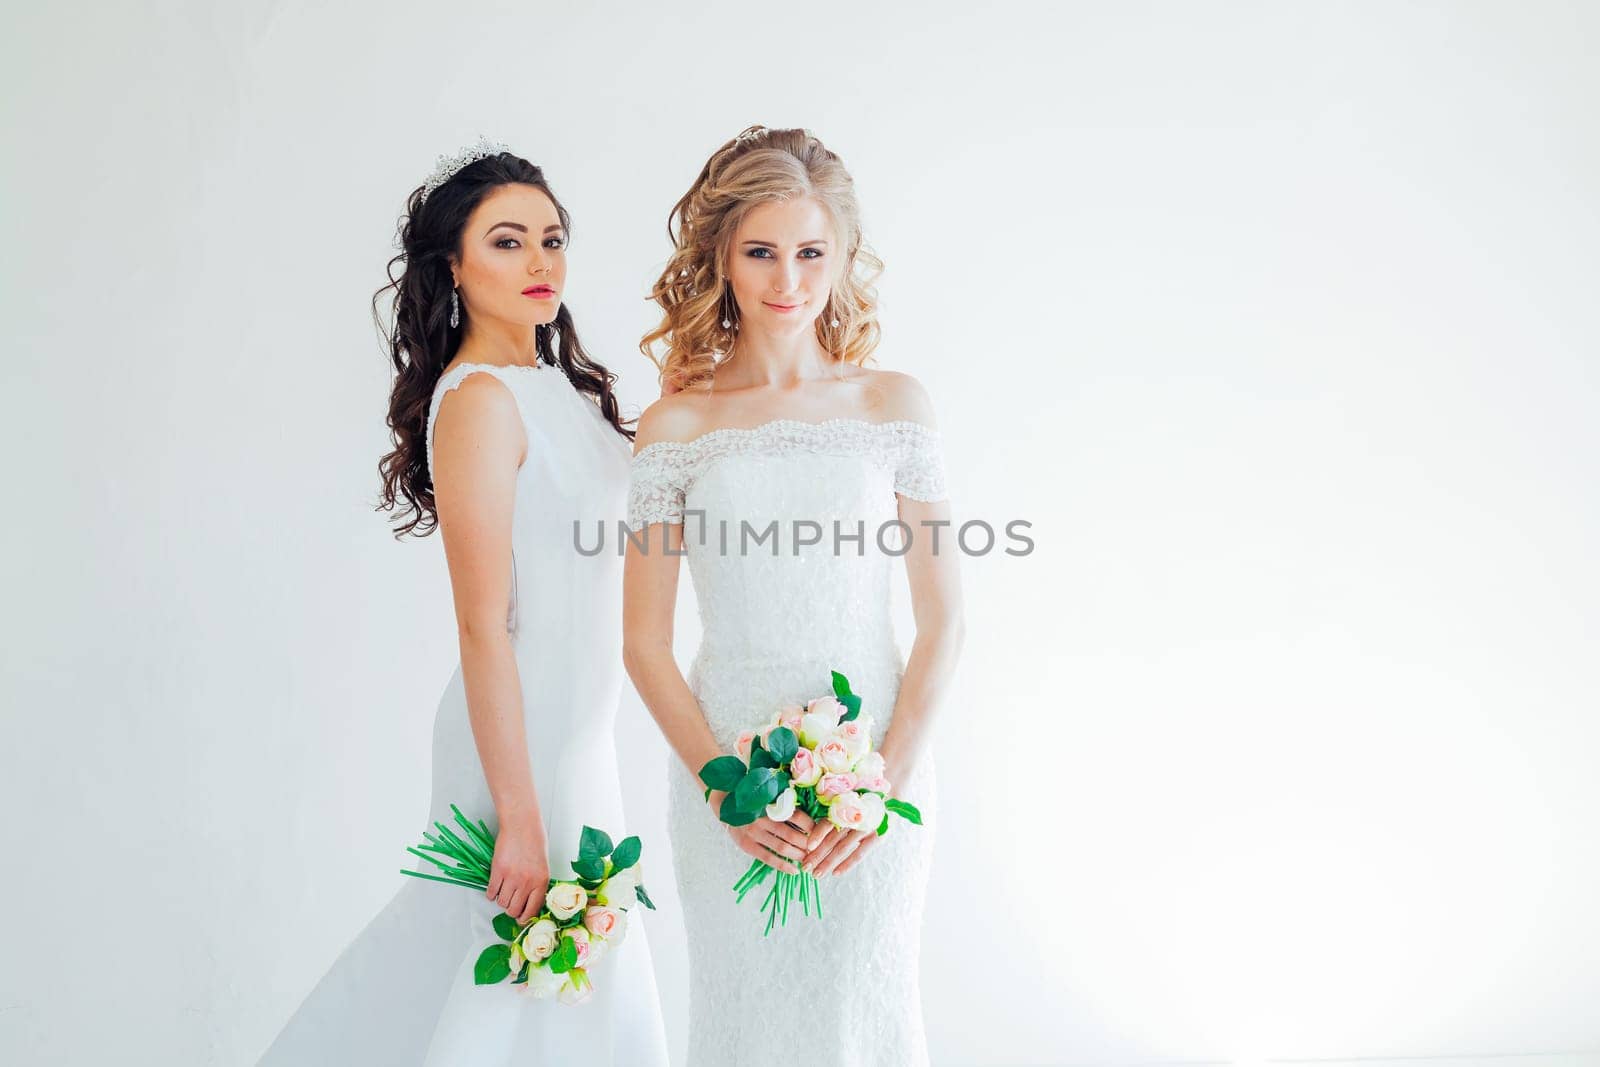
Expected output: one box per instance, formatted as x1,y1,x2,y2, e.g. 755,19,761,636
803,821,883,877
707,790,815,873
487,817,551,923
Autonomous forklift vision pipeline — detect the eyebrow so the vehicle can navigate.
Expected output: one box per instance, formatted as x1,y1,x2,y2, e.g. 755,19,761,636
484,222,566,237
740,238,830,247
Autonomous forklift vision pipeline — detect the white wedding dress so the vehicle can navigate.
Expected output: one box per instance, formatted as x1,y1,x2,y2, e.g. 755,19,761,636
260,361,670,1066
627,418,948,1067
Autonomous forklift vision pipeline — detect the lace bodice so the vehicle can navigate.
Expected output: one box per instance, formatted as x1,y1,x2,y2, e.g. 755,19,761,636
627,417,947,527
627,417,949,707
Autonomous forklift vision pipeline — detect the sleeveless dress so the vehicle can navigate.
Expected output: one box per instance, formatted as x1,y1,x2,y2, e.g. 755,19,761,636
626,418,949,1067
259,361,670,1067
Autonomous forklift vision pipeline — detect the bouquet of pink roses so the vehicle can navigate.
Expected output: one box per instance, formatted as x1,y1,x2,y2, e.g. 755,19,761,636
698,670,922,935
402,808,655,1004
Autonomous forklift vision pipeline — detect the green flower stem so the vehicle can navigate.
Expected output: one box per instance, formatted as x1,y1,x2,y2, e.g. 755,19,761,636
452,805,497,854
434,824,491,869
401,869,487,890
404,847,482,881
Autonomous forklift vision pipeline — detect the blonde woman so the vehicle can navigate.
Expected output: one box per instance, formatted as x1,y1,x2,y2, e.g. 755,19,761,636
623,126,964,1065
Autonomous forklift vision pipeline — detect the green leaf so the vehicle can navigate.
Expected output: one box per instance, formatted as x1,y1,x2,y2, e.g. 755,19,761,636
572,854,605,881
885,798,923,825
473,943,512,985
579,826,614,860
611,835,641,871
491,912,518,941
720,791,757,826
635,882,657,910
766,726,798,764
876,814,890,836
700,755,746,791
831,669,852,698
547,935,580,974
512,962,530,984
750,746,778,770
840,693,863,722
734,767,782,814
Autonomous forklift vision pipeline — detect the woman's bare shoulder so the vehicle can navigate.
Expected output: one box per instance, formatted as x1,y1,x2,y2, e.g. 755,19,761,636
634,387,718,450
853,365,938,427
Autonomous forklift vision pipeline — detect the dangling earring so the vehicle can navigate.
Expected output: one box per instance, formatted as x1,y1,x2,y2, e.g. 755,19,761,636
449,287,461,329
822,294,842,331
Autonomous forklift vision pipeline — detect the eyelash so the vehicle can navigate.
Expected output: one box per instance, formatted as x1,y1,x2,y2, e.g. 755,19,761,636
495,237,566,250
747,248,823,259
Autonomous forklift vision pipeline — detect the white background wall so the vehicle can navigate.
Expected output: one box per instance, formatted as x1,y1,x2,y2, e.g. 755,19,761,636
2,2,1597,1065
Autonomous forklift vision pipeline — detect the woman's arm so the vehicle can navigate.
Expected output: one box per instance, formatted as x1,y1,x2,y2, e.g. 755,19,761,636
877,489,966,783
431,373,550,921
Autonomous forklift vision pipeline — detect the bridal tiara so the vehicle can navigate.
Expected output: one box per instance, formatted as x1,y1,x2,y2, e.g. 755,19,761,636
418,134,509,205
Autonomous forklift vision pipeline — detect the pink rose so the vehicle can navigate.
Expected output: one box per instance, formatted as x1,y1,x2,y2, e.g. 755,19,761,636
826,790,870,831
806,696,845,727
583,905,622,940
817,772,858,800
817,738,854,774
735,730,756,763
788,745,822,787
777,704,805,732
565,927,591,966
832,717,872,760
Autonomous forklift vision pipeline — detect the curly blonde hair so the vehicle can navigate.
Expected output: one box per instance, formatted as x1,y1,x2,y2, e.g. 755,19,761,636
640,125,884,392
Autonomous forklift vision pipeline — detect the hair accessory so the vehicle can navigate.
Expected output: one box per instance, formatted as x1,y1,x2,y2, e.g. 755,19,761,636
734,126,766,146
420,135,509,205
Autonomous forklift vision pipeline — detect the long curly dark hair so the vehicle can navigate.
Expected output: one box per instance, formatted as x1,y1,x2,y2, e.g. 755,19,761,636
373,151,633,538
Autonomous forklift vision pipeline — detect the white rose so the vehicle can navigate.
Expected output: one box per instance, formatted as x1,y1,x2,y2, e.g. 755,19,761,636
856,790,887,832
765,785,798,823
598,867,640,910
520,917,560,961
546,881,588,920
798,712,837,748
523,962,567,999
508,939,527,973
852,750,887,782
559,971,594,1005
